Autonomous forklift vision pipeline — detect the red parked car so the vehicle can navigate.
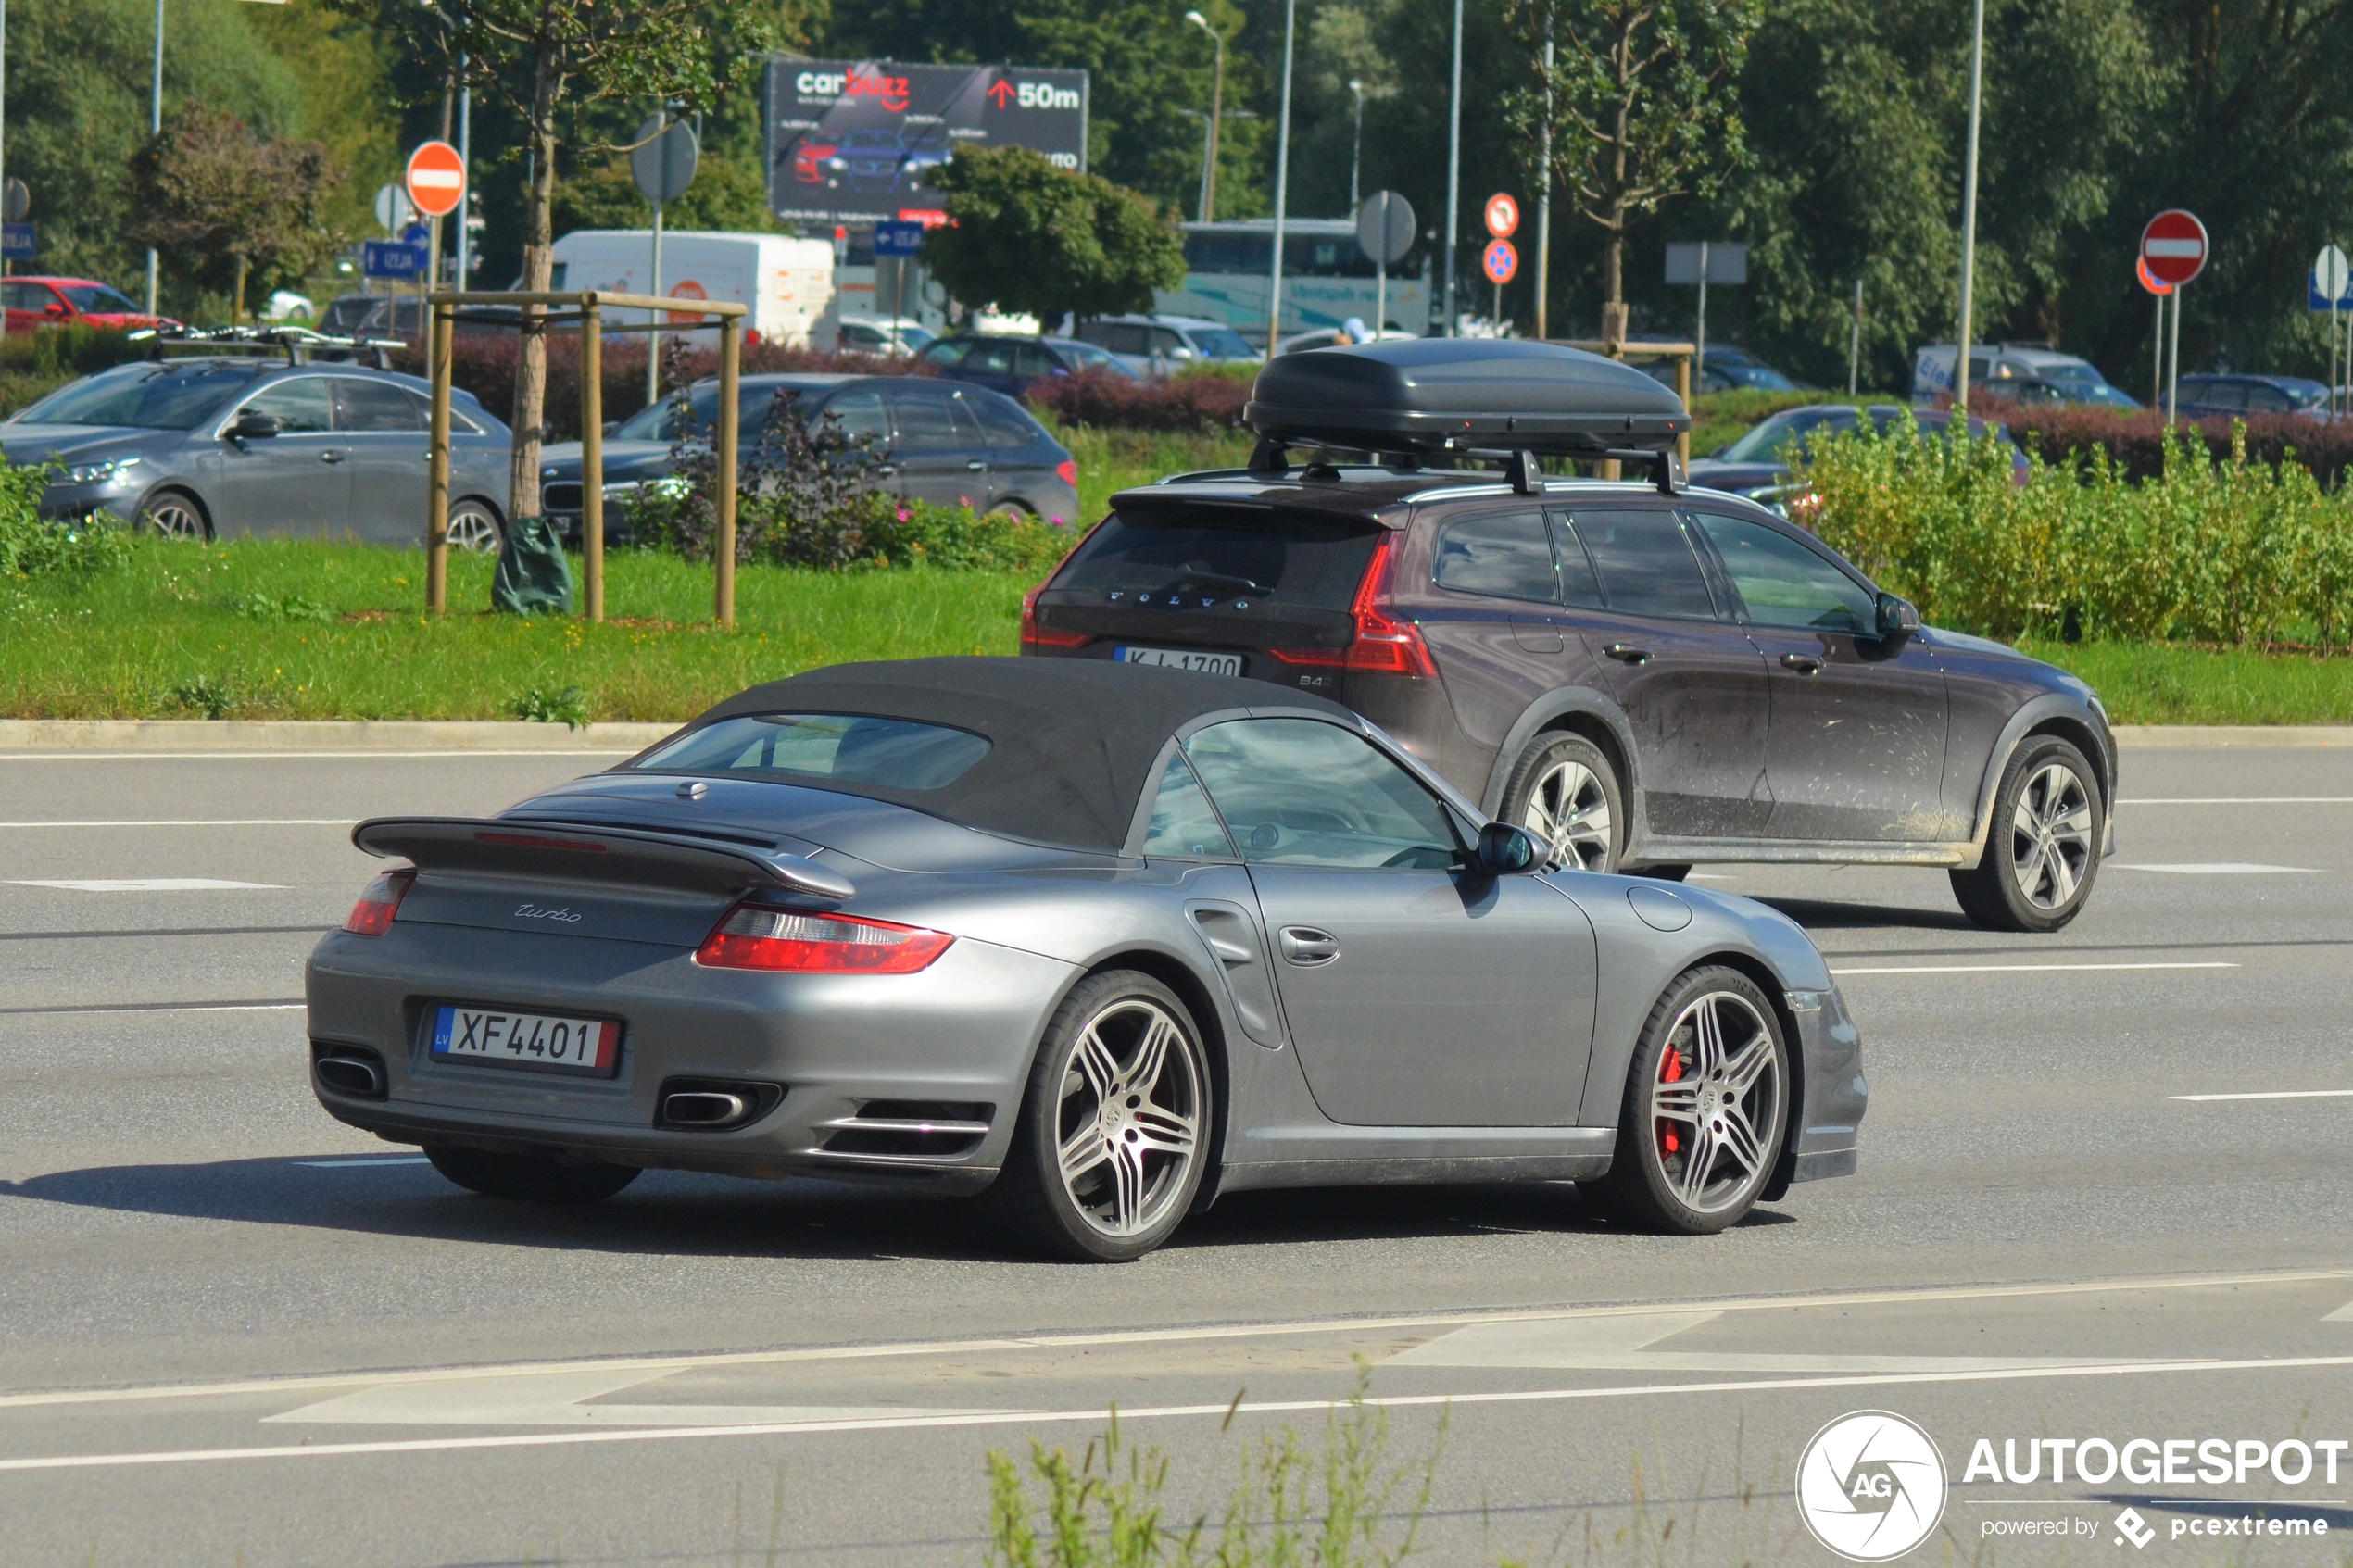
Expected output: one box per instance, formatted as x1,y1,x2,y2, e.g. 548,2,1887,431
1,276,177,334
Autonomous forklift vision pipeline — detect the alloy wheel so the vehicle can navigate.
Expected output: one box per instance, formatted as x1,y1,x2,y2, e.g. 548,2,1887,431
2008,761,2093,910
446,504,502,554
1051,997,1202,1239
1522,758,1613,872
1648,990,1781,1215
142,495,207,541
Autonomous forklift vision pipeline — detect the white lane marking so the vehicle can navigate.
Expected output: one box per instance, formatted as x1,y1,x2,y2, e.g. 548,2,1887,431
1831,961,2238,976
2324,1302,2353,1323
0,751,640,761
296,1157,434,1169
265,1367,1017,1429
0,820,355,829
2121,797,2353,805
1382,1310,2159,1375
2171,1089,2353,1103
2114,863,2320,874
6,1003,306,1016
7,1264,2347,1412
10,1354,2353,1474
6,879,287,892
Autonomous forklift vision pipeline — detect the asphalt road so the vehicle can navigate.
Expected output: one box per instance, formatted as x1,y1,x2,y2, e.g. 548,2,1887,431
2,742,2349,1567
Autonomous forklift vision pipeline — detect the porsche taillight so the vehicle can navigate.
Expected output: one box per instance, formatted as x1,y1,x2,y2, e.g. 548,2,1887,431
343,869,415,935
1264,532,1437,678
694,905,953,973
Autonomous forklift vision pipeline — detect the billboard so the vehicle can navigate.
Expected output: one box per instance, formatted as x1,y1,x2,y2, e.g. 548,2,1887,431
766,59,1089,225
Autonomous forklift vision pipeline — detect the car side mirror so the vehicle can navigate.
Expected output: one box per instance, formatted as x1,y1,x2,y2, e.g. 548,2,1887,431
43,303,68,317
1876,592,1921,639
229,412,282,440
601,420,620,437
1475,822,1542,875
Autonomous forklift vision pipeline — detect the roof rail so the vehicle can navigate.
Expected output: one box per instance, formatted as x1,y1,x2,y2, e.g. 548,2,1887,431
126,324,409,370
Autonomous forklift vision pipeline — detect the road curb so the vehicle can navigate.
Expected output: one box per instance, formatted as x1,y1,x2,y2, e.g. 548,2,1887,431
0,720,683,753
2111,725,2353,748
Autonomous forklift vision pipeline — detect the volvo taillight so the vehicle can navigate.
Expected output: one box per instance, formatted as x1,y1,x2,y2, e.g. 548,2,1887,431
343,869,414,935
1019,538,1090,653
1264,532,1437,678
695,906,953,973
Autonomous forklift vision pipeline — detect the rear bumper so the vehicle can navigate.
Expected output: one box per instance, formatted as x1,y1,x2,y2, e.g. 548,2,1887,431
304,922,1076,1191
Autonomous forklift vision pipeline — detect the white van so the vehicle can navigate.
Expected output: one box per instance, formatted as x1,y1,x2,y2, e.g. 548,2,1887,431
1912,343,2140,408
547,230,837,348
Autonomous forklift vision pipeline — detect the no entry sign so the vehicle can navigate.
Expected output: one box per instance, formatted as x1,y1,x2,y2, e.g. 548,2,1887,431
2140,209,2208,288
1484,193,1519,240
405,141,466,220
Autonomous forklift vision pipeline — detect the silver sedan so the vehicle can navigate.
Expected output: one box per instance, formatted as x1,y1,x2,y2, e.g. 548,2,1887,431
2,357,511,548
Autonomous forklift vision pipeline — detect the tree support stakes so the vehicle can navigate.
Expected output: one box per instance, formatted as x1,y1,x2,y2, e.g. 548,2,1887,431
425,299,453,615
580,297,604,623
716,315,740,629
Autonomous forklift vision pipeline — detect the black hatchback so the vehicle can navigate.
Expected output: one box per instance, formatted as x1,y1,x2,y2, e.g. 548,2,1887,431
1019,341,2117,933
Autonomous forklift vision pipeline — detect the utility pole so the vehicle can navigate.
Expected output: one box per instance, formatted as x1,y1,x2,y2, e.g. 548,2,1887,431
456,58,472,292
1186,12,1224,224
1264,0,1296,358
1443,0,1464,336
1848,278,1863,395
1951,0,1985,417
146,0,164,315
1348,81,1365,213
1535,22,1553,340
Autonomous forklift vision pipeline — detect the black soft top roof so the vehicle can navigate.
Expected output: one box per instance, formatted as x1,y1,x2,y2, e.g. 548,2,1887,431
678,657,1356,852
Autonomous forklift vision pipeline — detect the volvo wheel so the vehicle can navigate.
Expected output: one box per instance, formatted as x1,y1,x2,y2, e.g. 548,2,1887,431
994,971,1209,1261
423,1145,640,1203
1951,736,2101,933
1594,966,1788,1235
1501,732,1622,873
138,488,210,542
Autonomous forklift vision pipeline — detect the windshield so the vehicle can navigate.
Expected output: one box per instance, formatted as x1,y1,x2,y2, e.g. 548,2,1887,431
10,362,258,430
57,283,143,314
1715,407,1861,463
2032,358,2106,386
1053,504,1383,608
629,713,991,791
1189,327,1253,358
2276,380,2330,410
611,383,786,442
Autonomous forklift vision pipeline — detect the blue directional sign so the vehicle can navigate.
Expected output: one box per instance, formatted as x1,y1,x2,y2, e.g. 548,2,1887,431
1,223,31,260
2310,275,2353,312
362,241,429,281
874,220,926,258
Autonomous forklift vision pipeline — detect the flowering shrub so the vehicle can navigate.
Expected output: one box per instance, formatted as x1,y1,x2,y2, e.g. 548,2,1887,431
1975,397,2353,490
1025,368,1252,433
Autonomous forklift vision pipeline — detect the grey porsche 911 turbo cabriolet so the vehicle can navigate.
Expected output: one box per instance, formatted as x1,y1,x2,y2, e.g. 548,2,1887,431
307,658,1865,1260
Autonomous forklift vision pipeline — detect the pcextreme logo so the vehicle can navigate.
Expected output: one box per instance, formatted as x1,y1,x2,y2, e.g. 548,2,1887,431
1795,1411,1949,1562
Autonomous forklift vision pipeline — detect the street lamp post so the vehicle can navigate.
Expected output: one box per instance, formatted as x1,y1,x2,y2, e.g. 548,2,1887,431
1264,0,1295,359
1185,11,1224,224
1443,0,1463,335
1349,80,1365,213
1952,0,1985,417
146,0,164,315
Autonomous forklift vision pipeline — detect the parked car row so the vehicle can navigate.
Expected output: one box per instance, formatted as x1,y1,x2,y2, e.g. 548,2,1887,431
1688,403,2030,510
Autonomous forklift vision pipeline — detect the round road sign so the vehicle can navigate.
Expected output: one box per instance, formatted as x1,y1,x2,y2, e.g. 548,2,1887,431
632,115,701,206
405,142,466,220
1482,238,1518,285
2317,245,2351,304
1484,193,1519,240
1355,190,1416,266
2135,256,2172,296
2140,209,2208,288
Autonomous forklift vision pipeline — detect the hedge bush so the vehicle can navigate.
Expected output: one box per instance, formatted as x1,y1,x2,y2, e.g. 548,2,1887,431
0,458,131,579
1977,397,2353,490
1025,368,1250,433
1799,415,2353,647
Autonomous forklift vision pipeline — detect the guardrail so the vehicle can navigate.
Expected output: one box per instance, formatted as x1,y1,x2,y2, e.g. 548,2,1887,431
422,289,750,627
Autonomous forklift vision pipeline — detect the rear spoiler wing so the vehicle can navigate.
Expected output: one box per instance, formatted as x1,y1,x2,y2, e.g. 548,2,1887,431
352,817,854,901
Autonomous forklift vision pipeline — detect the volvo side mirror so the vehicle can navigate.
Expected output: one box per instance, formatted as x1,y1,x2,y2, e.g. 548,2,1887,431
1876,592,1921,639
1475,822,1542,875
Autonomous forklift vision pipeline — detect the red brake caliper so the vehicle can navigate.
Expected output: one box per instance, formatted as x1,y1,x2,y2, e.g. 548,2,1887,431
1656,1047,1684,1158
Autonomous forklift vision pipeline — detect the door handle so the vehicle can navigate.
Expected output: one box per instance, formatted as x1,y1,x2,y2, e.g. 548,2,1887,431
1277,926,1340,966
1780,652,1823,675
875,464,899,476
1604,643,1651,664
320,450,346,464
965,459,988,471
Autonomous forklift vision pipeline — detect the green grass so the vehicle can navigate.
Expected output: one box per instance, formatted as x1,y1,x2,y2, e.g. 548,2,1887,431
1047,420,1257,523
2,539,1034,722
2018,635,2353,725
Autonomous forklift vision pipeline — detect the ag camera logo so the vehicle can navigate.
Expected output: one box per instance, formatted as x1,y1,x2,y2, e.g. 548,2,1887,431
1796,1411,1948,1561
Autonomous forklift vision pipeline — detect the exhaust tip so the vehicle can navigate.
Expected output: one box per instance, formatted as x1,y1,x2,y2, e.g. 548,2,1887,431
315,1053,384,1098
661,1090,749,1127
655,1076,786,1131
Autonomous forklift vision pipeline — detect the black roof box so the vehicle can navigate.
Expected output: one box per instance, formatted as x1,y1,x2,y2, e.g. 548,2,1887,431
1246,339,1690,457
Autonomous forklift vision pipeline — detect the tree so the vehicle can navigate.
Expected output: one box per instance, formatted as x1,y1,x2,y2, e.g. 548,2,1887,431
553,150,780,237
329,0,778,528
1503,0,1760,340
923,145,1185,325
121,105,341,318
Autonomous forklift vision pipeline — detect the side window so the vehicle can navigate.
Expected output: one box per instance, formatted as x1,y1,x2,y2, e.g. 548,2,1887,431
966,340,1017,375
1183,718,1462,871
1150,327,1189,354
969,395,1041,448
946,391,988,445
1432,509,1557,603
821,387,890,446
2243,382,2290,412
1691,513,1877,633
1141,752,1238,859
887,388,961,449
238,378,334,433
1569,508,1718,621
2196,379,2244,409
1101,324,1150,356
920,338,971,368
0,282,28,310
1545,515,1605,608
1013,343,1059,379
332,377,424,433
